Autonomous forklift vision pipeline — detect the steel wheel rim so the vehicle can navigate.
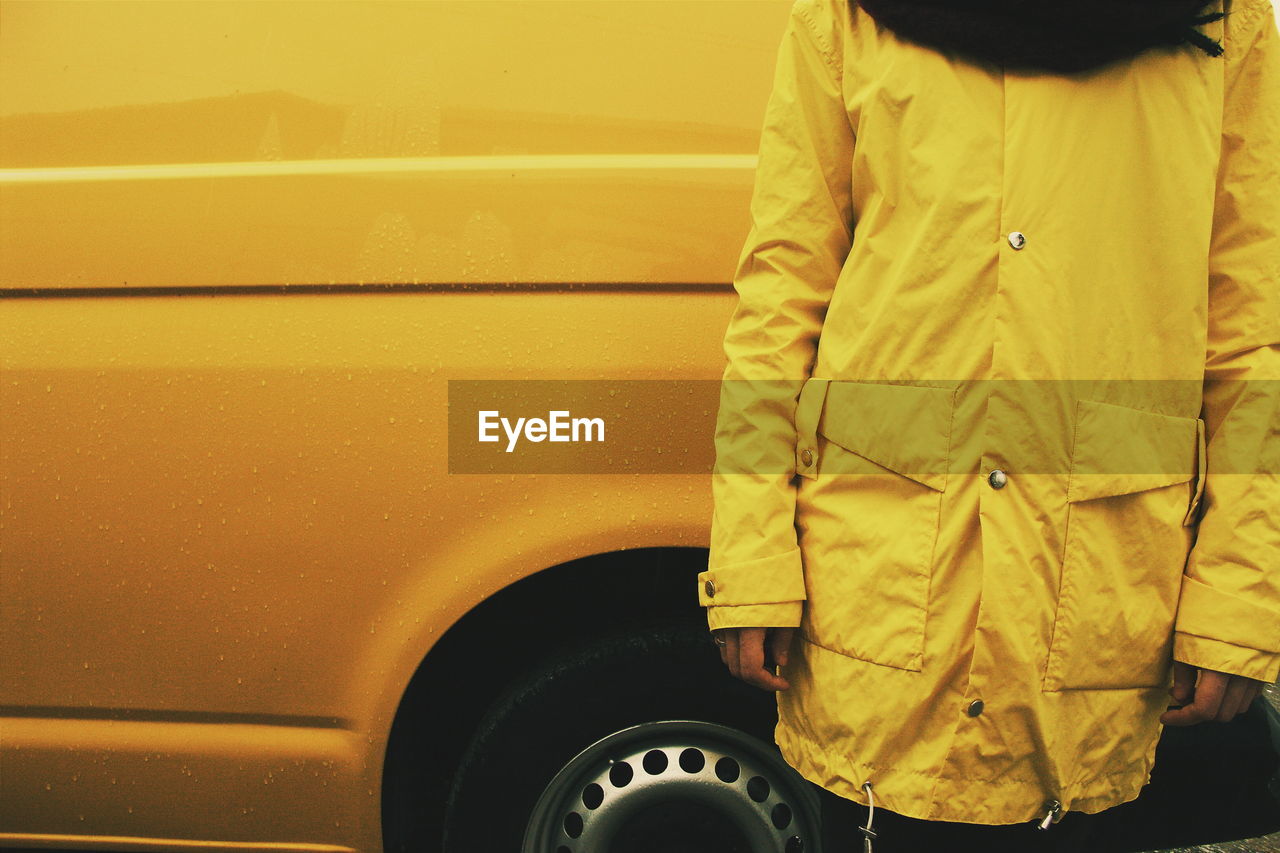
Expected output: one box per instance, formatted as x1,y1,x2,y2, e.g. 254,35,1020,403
522,719,821,853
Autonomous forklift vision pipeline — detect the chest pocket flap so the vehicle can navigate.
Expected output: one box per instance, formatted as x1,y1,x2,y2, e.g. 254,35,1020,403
1066,399,1204,513
813,380,956,491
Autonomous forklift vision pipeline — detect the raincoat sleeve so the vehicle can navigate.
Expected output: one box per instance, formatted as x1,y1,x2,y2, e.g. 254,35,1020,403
697,0,854,631
1173,0,1280,685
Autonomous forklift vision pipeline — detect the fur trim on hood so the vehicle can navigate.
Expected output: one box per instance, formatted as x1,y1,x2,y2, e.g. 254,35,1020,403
854,0,1227,74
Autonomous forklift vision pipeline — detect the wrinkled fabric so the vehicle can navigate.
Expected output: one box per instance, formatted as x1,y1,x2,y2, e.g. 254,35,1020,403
699,0,1280,826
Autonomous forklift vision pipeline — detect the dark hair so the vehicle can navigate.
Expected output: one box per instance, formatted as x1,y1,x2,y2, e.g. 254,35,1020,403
853,0,1228,74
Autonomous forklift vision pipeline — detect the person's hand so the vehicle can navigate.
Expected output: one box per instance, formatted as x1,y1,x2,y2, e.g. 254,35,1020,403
1159,662,1265,726
713,627,796,691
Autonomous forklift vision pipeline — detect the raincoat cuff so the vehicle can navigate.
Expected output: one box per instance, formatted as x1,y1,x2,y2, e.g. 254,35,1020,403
1174,575,1280,655
707,603,804,632
1173,634,1280,684
697,548,806,607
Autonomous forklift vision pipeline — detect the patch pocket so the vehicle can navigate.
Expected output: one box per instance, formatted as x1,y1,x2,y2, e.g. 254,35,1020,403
1043,399,1204,692
795,380,956,671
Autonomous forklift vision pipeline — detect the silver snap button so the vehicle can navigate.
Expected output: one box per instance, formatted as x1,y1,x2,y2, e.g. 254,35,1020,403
801,449,814,467
704,579,716,598
1008,231,1026,249
968,699,985,717
988,469,1008,489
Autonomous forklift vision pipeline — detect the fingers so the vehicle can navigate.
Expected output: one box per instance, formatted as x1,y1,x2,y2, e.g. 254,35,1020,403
713,630,728,667
1217,676,1264,721
1169,661,1197,705
1216,675,1253,722
1161,666,1266,727
739,627,792,691
723,629,741,679
767,627,796,670
1161,669,1225,726
717,627,791,692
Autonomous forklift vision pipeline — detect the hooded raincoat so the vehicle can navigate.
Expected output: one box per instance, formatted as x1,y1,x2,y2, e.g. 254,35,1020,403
700,0,1280,825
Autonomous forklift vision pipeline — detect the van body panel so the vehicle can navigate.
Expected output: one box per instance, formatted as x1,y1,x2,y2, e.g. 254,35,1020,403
0,0,788,848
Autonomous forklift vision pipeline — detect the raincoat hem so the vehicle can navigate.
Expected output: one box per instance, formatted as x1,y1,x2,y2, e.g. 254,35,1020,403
776,723,1151,825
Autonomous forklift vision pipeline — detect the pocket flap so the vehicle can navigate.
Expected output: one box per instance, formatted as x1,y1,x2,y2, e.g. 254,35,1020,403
1066,399,1202,502
817,381,955,491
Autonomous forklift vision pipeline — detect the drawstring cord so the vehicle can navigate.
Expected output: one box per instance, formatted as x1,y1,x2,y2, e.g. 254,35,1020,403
859,781,877,853
854,783,1063,848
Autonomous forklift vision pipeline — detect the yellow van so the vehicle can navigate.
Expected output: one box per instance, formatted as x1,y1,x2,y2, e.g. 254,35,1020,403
0,2,823,852
4,3,1279,853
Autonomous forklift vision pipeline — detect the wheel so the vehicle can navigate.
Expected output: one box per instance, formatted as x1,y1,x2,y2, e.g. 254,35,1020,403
521,719,817,853
441,618,822,853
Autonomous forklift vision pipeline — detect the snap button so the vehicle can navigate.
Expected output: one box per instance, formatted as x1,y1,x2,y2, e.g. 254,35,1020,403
987,469,1008,489
801,449,814,467
967,699,985,717
704,579,716,598
1008,231,1026,249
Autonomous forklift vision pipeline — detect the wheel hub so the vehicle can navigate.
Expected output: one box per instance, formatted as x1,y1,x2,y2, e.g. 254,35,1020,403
522,720,820,853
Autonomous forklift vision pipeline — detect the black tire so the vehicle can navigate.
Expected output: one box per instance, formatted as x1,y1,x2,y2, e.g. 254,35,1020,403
441,618,820,853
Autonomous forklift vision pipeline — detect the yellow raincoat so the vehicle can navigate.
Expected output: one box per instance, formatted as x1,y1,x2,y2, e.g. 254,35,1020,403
700,0,1280,826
